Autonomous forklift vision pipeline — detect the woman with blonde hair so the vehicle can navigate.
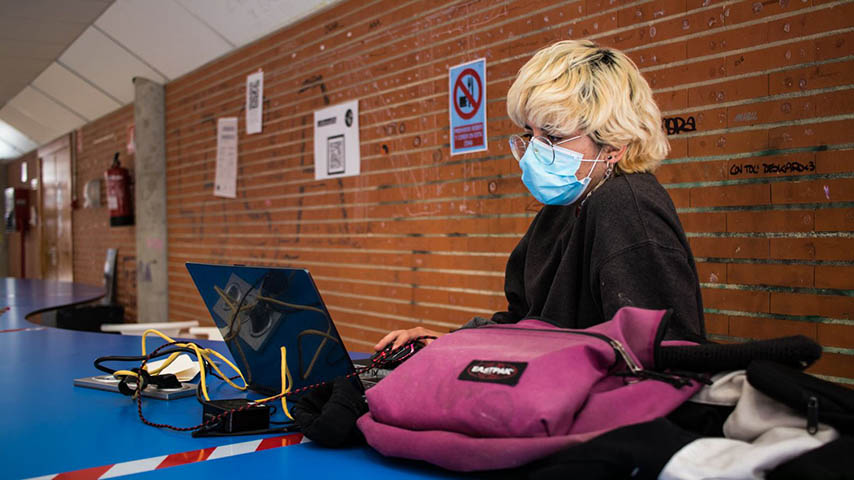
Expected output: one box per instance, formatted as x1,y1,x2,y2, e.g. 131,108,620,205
376,39,705,351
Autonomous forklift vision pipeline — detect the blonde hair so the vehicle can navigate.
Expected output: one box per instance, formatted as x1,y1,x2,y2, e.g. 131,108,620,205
507,40,669,173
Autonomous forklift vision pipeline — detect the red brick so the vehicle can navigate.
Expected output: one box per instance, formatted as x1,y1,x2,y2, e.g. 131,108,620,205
771,292,854,318
655,90,688,112
705,313,729,336
815,208,854,231
815,149,854,175
814,29,854,61
629,41,687,70
690,184,771,208
815,89,854,118
668,138,689,159
766,2,854,42
727,263,814,288
769,59,854,95
647,58,727,90
690,236,769,259
667,187,691,208
808,352,854,379
769,119,854,151
817,323,854,349
727,210,815,233
729,316,817,341
688,74,768,108
727,39,815,78
617,0,686,27
685,20,768,58
688,130,768,157
696,261,727,284
815,266,854,290
770,237,854,261
703,287,769,313
679,212,727,232
773,178,854,205
657,160,729,184
728,95,819,127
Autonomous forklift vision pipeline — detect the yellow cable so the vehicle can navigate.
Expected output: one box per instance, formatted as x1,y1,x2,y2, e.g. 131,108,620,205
139,329,249,401
255,347,294,421
130,328,295,422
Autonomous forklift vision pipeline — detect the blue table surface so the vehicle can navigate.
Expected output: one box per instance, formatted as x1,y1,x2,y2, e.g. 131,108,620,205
0,278,462,479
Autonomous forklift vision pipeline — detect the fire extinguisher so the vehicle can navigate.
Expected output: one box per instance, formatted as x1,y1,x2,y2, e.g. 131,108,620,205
105,152,134,227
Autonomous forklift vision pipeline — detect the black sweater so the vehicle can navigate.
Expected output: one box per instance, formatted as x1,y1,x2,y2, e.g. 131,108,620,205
489,172,706,340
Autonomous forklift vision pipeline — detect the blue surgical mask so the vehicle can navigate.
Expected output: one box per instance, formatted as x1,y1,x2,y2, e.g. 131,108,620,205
519,137,604,205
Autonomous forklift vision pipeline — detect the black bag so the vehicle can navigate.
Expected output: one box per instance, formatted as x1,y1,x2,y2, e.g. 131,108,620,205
747,360,854,435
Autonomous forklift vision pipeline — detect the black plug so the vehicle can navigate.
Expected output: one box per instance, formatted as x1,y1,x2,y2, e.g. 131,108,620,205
149,373,182,389
201,399,270,433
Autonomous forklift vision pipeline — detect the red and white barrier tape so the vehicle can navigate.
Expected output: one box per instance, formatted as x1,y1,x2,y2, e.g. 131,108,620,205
27,433,306,479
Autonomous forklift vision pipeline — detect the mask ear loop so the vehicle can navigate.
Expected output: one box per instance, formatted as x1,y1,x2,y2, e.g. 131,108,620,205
577,146,614,214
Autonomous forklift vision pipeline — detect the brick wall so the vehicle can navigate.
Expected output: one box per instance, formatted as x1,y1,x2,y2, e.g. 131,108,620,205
72,106,137,322
148,0,853,384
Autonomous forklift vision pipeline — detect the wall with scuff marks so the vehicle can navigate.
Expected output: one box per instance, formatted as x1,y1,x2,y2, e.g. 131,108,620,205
73,106,138,322
160,0,853,385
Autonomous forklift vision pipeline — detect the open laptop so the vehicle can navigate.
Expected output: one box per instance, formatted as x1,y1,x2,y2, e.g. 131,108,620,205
185,263,381,396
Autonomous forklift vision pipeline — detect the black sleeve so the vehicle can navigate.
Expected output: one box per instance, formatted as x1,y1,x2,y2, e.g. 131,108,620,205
595,241,705,340
490,229,530,324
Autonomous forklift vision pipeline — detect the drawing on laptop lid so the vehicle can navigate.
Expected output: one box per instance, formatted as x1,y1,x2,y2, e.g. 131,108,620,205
185,263,360,396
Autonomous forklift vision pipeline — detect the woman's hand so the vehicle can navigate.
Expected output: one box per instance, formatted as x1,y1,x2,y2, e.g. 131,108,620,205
374,327,444,352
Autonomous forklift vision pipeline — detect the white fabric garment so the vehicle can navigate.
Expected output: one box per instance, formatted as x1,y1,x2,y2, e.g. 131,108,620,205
660,371,838,480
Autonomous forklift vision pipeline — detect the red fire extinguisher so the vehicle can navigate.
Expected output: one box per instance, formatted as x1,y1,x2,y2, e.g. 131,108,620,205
105,152,134,227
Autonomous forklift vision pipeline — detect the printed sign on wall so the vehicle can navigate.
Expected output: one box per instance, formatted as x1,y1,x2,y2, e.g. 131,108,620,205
214,117,238,198
246,70,263,135
313,100,360,180
449,58,487,156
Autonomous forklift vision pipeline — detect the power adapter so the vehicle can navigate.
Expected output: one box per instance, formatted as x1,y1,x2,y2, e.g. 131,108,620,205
201,399,270,433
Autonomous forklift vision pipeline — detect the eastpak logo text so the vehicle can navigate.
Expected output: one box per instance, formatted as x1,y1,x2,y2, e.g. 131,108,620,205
458,360,528,386
470,365,515,376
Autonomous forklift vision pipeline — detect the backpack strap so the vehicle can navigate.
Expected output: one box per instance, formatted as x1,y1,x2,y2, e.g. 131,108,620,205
657,335,821,373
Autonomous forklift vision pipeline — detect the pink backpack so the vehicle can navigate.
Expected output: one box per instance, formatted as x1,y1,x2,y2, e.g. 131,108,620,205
357,307,701,471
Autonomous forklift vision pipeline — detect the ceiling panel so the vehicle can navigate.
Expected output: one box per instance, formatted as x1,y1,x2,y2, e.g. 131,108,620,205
96,0,232,80
0,120,38,155
33,63,122,122
0,57,51,102
0,39,67,61
0,16,90,45
0,0,335,161
0,104,60,145
176,0,334,47
7,87,87,137
0,0,113,24
59,26,167,104
0,138,23,160
0,0,114,114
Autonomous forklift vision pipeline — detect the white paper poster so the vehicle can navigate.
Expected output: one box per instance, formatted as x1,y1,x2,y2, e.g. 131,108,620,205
314,100,360,180
214,117,238,198
245,70,263,135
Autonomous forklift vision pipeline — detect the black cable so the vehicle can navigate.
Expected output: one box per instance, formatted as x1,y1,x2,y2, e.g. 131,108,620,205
94,346,201,375
191,424,299,438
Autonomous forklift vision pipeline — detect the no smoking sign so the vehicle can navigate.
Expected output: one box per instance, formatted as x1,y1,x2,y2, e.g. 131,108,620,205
449,58,487,155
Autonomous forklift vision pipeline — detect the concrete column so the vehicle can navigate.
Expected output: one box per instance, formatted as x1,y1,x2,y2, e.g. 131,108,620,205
133,77,168,323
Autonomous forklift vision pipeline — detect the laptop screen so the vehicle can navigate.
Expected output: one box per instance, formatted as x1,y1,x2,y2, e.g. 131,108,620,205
185,263,357,396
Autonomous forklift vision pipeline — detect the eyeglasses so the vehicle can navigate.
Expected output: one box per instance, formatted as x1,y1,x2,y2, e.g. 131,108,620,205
508,134,582,165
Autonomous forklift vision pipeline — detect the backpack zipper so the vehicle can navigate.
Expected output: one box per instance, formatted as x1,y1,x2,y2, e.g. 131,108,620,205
478,324,692,388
